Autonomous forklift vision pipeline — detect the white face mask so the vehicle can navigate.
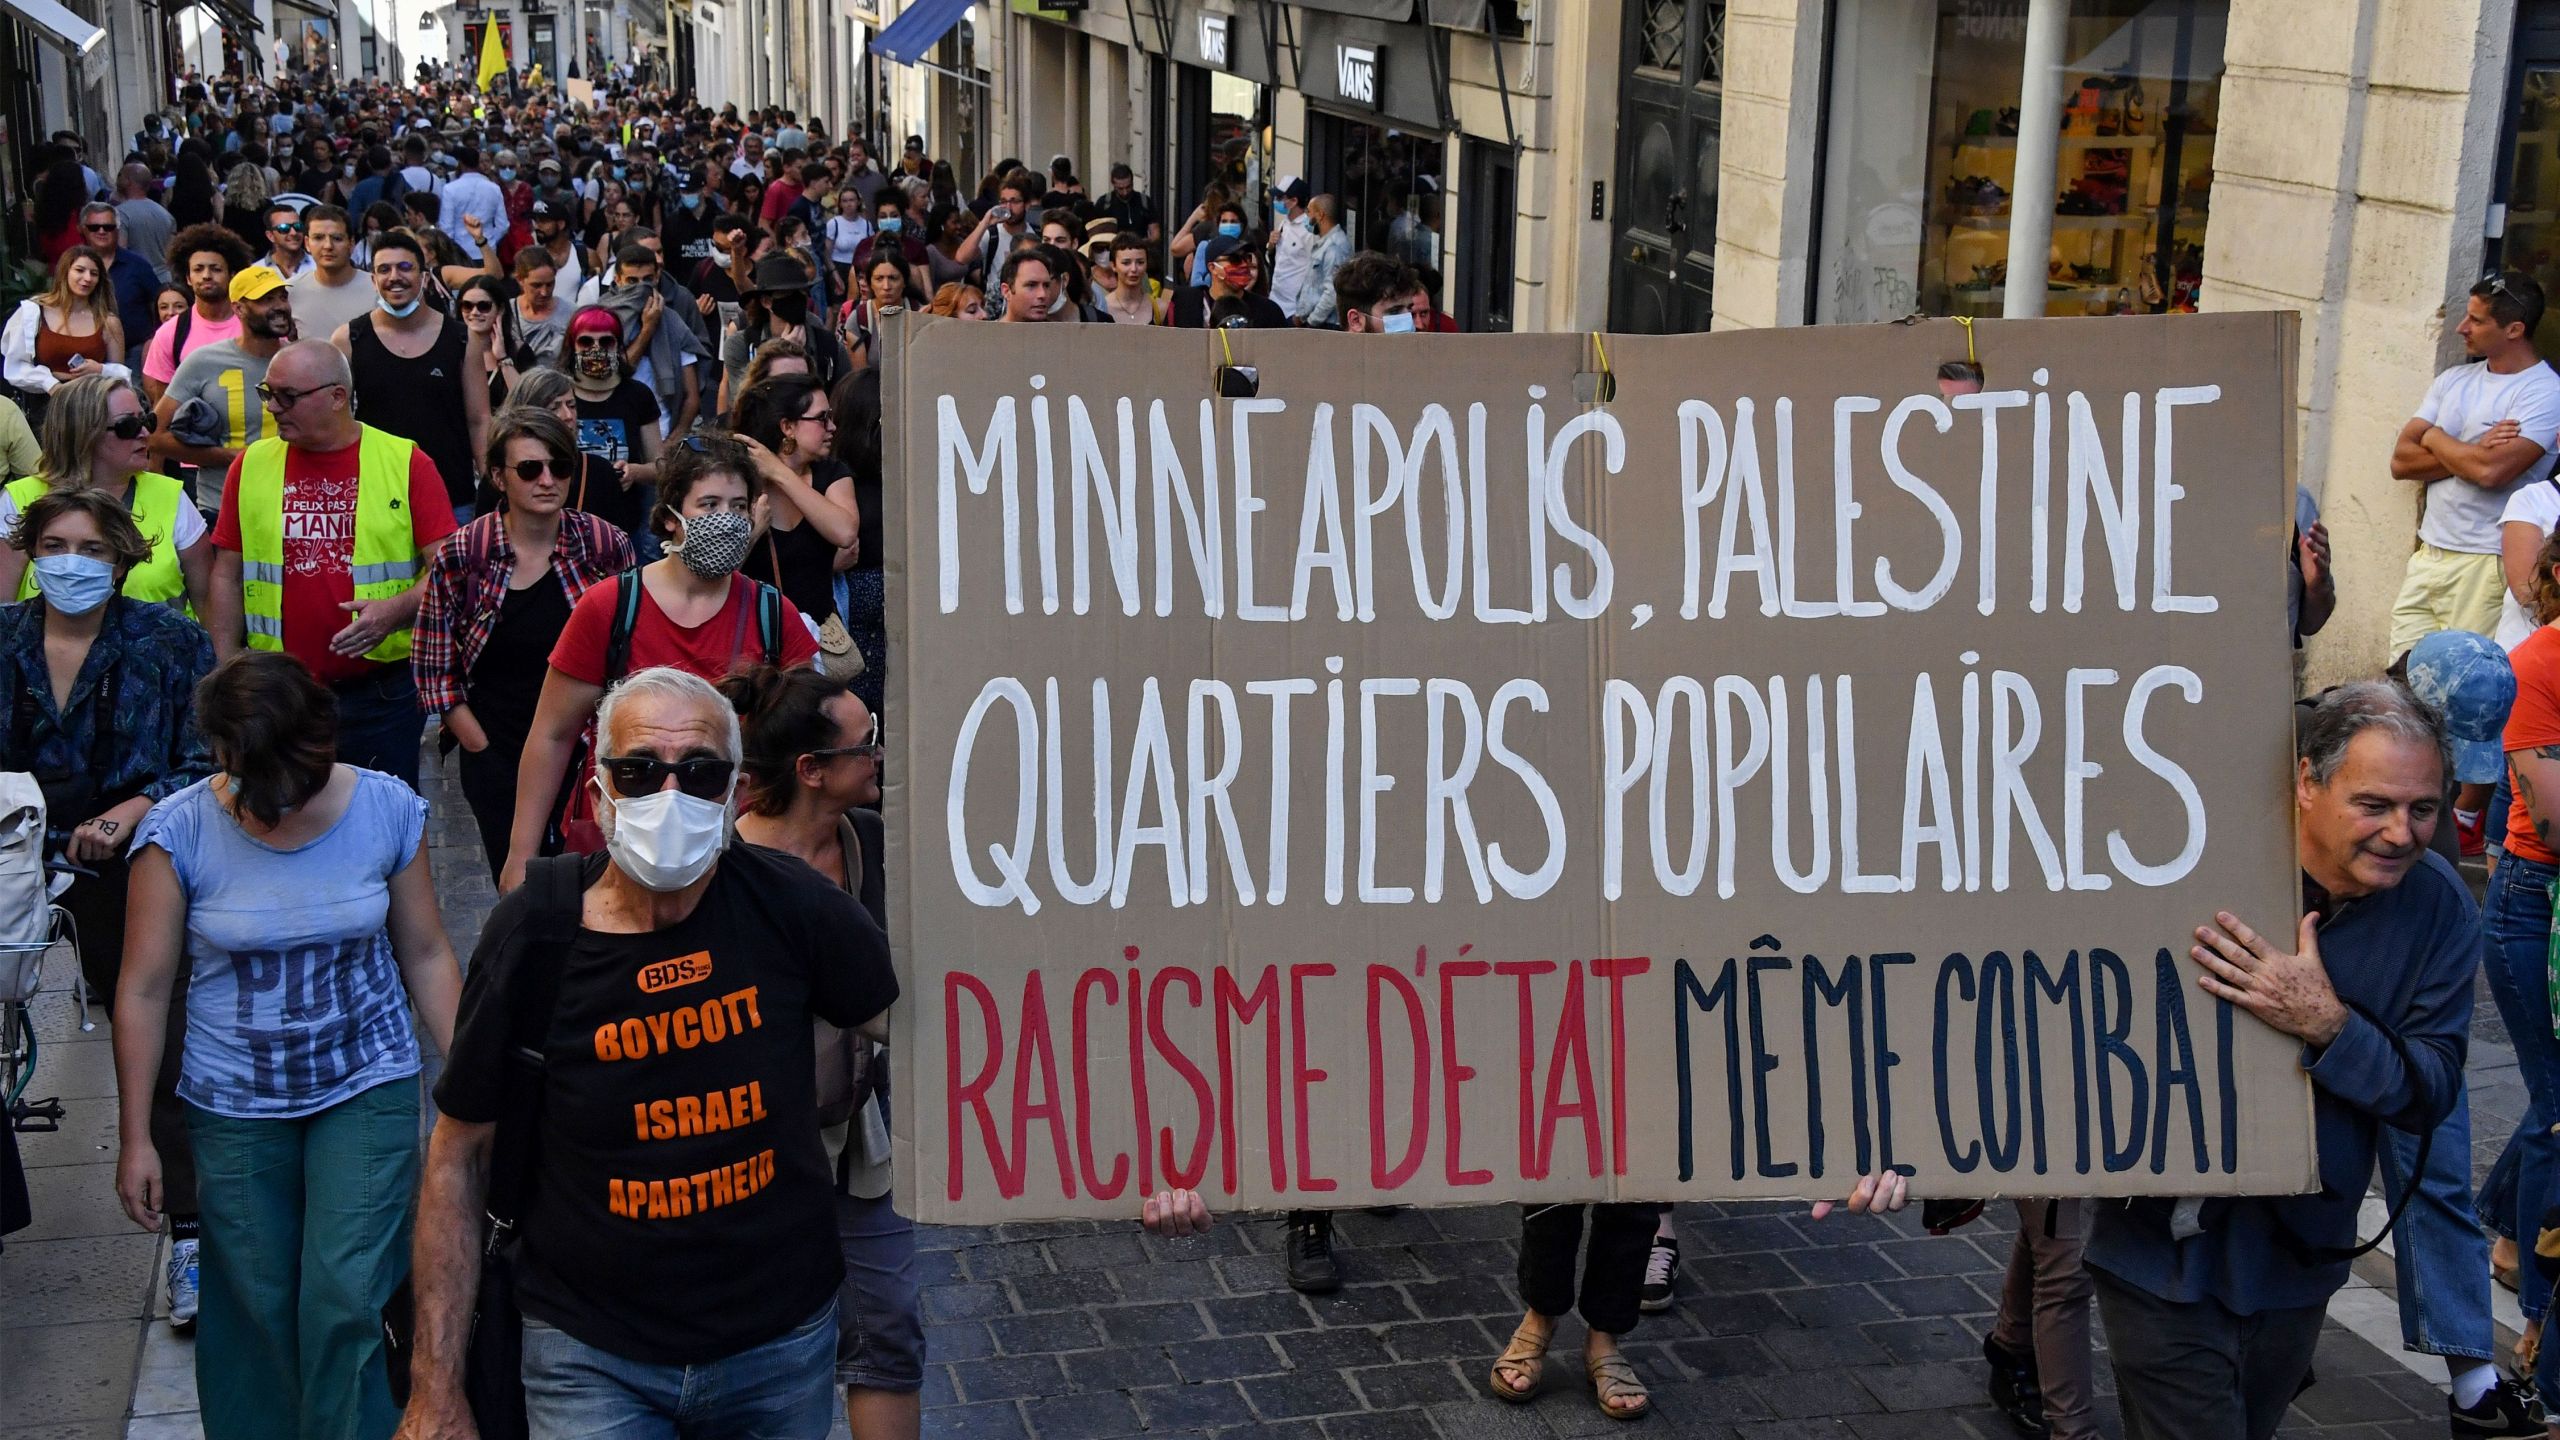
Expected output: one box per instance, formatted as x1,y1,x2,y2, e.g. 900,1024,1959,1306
596,780,731,890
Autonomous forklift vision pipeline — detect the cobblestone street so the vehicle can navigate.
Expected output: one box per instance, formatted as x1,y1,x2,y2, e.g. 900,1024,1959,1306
0,738,2522,1438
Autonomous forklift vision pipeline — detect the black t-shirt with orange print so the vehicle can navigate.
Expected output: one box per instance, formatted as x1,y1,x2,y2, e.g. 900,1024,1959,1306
435,842,897,1365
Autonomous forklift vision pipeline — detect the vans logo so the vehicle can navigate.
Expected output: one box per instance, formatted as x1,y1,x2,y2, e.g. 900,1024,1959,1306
637,950,715,994
1337,45,1380,109
1198,14,1228,67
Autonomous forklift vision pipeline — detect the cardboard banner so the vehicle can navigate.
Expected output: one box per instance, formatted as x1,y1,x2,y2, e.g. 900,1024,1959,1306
885,312,2311,1223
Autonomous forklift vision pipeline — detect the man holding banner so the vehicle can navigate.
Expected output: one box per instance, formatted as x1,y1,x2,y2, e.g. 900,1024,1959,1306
2088,683,2478,1440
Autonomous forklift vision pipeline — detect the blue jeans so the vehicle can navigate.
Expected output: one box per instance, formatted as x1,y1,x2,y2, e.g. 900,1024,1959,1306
521,1298,839,1439
2480,854,2560,1323
332,665,422,792
2378,1089,2494,1361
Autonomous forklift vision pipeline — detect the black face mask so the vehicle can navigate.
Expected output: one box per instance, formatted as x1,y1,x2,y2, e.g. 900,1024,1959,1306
768,292,809,325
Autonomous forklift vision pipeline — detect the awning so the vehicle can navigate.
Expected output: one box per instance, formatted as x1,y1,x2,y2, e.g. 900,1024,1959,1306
0,0,105,72
178,0,265,35
871,0,972,64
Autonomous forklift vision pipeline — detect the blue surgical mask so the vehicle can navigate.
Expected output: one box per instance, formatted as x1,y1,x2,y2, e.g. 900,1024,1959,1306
31,554,114,615
378,294,422,319
1379,311,1417,334
613,164,627,179
878,216,902,234
499,167,516,181
1217,222,1243,239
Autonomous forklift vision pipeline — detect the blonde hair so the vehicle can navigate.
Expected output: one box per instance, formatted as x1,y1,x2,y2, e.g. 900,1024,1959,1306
222,160,271,213
37,246,117,331
35,373,143,490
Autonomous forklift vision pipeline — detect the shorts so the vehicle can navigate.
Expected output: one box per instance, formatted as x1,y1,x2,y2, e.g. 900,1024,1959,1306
2389,543,2506,658
833,1189,925,1391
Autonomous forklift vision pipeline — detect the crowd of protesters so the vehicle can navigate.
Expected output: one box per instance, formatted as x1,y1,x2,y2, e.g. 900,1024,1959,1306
0,60,2547,1440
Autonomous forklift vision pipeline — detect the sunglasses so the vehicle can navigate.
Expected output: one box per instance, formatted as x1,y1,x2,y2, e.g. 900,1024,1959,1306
509,457,566,482
271,221,302,234
83,222,118,235
602,755,736,800
105,412,159,440
257,381,335,409
458,299,497,313
572,334,621,350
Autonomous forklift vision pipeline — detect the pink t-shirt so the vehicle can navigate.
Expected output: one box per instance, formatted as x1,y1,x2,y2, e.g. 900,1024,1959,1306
142,308,245,385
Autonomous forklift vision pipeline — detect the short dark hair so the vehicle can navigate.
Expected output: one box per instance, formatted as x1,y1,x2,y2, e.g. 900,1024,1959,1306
1108,231,1150,258
617,242,660,271
2476,270,2547,337
457,145,481,170
654,429,765,543
12,487,152,580
484,405,581,487
194,652,339,829
1937,360,1985,386
167,221,252,278
1109,162,1133,181
718,663,862,815
303,202,351,234
265,199,300,227
368,228,427,269
1000,247,1054,288
732,374,829,454
1331,250,1420,321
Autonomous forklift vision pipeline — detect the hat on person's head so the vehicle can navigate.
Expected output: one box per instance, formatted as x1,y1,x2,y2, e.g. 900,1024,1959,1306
531,199,563,220
748,253,811,295
1276,174,1309,204
228,265,290,303
537,155,561,173
1202,235,1252,267
2406,630,2519,785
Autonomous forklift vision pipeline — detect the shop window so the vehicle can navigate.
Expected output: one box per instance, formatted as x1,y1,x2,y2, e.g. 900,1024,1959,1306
1459,138,1516,331
1639,0,1684,72
1815,0,2223,325
2496,11,2560,355
1306,109,1446,279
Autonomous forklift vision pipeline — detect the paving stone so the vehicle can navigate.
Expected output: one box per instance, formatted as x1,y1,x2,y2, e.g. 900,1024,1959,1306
925,1320,998,1362
961,1242,1057,1280
1868,1275,1989,1319
986,1310,1101,1354
1408,1240,1518,1276
1169,1335,1292,1383
1347,1360,1472,1409
1057,1344,1182,1393
0,1234,156,1328
1009,1271,1113,1312
1306,1285,1421,1326
1206,1290,1320,1336
1845,1360,1986,1412
1242,1368,1365,1420
1421,1399,1558,1439
1740,1369,1882,1418
1401,1275,1520,1317
1862,1317,1982,1366
950,1353,1067,1404
1322,1408,1446,1440
1275,1326,1396,1370
1134,1380,1261,1430
1021,1387,1145,1436
0,1319,139,1425
1688,1250,1801,1292
1382,1317,1497,1361
921,1281,1016,1323
1688,1290,1792,1337
1666,1335,1781,1379
1045,1231,1149,1271
920,1400,1029,1440
1113,1259,1231,1301
1097,1301,1210,1345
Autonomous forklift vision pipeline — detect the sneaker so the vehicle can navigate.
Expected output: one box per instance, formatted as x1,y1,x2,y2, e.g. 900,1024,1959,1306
1639,1233,1679,1313
1285,1211,1340,1294
166,1238,199,1332
2459,808,2489,859
2452,1373,2543,1437
1983,1333,2047,1436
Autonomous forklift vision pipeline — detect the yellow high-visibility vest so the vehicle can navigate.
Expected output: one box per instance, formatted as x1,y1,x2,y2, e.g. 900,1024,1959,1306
6,473,190,606
233,425,420,663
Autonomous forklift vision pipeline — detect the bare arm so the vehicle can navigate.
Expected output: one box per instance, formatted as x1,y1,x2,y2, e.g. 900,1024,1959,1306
0,535,26,601
112,846,187,1231
2516,744,2560,856
500,668,604,893
176,538,213,620
206,547,244,661
742,440,858,547
2392,417,2453,482
462,324,491,489
388,1117,495,1440
329,321,353,360
2420,421,2546,489
668,362,699,441
829,477,861,572
2505,519,2545,615
385,840,462,1056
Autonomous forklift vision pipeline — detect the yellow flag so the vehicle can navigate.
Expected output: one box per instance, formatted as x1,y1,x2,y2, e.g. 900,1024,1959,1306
476,21,506,91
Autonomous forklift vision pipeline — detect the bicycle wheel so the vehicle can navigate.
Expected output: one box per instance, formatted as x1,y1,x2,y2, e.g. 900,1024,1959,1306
1,999,35,1113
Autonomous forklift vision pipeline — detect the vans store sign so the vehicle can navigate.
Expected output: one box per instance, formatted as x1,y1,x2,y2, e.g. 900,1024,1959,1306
1337,44,1383,110
1198,14,1228,67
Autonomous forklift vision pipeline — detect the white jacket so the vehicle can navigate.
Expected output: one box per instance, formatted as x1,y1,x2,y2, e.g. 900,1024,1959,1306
1,300,132,396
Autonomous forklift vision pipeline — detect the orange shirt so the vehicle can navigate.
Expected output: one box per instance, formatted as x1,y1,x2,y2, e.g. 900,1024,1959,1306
2506,625,2560,865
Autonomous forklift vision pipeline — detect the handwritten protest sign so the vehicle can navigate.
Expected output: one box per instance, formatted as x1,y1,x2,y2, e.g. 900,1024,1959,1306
884,312,2309,1222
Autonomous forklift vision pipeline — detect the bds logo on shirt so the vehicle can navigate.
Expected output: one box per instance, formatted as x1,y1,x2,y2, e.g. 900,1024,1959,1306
637,951,714,995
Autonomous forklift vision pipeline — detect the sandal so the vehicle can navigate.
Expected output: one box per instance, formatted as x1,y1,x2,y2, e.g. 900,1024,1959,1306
1487,1322,1547,1404
1587,1350,1650,1421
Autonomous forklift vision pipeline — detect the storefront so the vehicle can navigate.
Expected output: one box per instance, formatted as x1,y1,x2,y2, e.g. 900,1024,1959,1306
1156,3,1273,232
1815,0,2226,326
1295,8,1448,277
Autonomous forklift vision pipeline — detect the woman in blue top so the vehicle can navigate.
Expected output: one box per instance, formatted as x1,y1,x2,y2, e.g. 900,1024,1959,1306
111,651,463,1440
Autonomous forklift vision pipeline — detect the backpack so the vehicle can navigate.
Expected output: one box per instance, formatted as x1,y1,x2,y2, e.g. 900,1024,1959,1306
0,772,50,1005
550,570,787,854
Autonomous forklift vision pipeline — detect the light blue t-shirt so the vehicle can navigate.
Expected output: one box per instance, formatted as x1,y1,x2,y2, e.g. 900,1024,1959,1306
135,768,428,1119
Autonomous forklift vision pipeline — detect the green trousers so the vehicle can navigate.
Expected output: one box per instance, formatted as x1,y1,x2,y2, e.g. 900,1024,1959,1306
184,1077,419,1440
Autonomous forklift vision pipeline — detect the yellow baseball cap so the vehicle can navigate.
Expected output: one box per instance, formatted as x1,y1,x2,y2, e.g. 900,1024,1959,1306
229,265,290,303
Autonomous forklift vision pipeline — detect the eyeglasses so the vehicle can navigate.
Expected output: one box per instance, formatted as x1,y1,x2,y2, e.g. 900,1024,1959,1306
572,334,621,351
105,412,160,440
458,299,497,314
257,381,335,409
795,410,834,428
601,755,736,800
509,457,566,482
806,742,883,765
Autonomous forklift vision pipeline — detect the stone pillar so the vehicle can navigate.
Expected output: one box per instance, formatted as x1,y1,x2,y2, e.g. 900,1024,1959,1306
2202,0,2517,684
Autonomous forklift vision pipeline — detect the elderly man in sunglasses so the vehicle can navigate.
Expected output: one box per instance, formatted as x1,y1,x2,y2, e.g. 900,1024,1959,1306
202,338,459,790
399,665,897,1440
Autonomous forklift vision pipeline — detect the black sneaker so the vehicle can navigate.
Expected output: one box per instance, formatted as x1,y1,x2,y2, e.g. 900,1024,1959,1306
1639,1232,1679,1313
1285,1210,1340,1294
1983,1333,2048,1437
2451,1373,2543,1437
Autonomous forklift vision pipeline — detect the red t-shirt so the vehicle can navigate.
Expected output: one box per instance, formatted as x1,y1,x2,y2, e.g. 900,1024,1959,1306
760,178,804,226
548,571,820,687
211,438,458,687
2511,627,2560,865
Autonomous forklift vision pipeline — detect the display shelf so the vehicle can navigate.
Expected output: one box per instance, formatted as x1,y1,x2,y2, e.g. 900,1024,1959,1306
1951,133,2163,151
1937,212,2157,231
